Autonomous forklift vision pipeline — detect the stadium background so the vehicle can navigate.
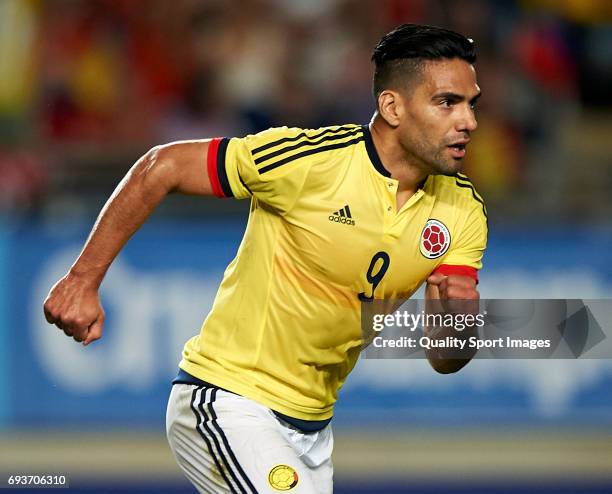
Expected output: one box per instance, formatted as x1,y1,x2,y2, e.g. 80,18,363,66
1,0,611,492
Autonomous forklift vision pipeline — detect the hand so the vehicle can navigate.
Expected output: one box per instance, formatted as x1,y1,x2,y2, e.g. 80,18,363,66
43,272,105,346
426,273,479,300
425,273,480,374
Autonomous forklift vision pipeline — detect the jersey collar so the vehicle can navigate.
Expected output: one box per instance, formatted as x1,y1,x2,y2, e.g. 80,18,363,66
362,125,391,178
362,124,430,191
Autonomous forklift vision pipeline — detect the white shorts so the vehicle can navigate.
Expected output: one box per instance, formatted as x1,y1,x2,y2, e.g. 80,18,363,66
166,383,334,494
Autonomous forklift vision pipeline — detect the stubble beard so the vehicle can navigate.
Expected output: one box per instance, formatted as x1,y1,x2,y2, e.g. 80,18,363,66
428,147,464,175
401,135,464,177
412,142,464,176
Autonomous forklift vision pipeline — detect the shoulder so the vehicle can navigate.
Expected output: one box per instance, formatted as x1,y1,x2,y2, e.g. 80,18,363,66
233,123,363,175
238,123,363,154
428,172,487,220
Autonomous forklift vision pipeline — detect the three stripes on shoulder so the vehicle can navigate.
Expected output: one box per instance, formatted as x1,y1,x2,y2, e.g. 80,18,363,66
454,172,488,219
251,125,364,174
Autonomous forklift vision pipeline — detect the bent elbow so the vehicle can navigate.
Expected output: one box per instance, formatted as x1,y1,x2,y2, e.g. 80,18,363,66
134,145,178,193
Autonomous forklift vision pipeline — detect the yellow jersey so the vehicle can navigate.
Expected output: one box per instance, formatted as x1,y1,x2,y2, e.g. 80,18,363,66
180,124,487,421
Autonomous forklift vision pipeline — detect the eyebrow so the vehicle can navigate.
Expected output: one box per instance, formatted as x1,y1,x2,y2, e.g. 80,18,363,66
433,91,482,104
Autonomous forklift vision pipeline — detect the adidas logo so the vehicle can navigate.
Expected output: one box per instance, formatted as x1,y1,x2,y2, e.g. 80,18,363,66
328,205,355,226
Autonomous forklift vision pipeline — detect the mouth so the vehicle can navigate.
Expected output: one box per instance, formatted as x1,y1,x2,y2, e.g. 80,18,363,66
447,141,469,159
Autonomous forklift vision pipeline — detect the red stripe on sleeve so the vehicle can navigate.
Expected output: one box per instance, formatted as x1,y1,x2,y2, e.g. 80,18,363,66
433,264,479,282
207,137,225,198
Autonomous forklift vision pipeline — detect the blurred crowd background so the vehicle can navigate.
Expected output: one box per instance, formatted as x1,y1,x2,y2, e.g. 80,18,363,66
1,0,611,222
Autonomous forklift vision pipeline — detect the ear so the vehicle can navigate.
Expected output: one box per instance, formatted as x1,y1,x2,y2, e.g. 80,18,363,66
377,90,403,127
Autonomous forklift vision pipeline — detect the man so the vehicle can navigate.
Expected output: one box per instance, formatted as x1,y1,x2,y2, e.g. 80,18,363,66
44,24,486,494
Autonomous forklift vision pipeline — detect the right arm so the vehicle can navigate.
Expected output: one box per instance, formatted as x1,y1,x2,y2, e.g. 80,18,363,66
43,140,215,346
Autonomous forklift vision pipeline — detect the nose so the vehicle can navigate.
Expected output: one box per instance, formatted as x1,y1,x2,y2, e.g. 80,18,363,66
456,105,478,133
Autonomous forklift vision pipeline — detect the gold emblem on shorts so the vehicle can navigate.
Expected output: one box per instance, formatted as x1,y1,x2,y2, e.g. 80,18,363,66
268,464,299,491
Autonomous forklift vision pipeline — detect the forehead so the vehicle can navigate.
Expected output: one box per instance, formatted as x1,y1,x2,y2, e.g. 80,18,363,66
418,59,480,97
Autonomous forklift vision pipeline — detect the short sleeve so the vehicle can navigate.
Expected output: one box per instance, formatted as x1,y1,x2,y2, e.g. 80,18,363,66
434,202,488,281
207,125,363,214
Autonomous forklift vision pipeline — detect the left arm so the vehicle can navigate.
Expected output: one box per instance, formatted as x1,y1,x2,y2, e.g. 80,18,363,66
424,272,480,374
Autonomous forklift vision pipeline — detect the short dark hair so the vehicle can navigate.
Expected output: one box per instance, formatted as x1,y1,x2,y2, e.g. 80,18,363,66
371,24,476,102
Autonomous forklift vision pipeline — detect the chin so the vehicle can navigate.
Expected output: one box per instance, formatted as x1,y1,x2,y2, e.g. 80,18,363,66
432,160,463,176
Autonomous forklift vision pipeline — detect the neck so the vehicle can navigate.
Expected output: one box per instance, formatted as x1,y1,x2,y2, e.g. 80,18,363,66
369,113,429,193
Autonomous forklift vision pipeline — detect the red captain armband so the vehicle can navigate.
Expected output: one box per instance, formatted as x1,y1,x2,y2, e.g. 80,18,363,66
432,264,479,283
207,137,233,198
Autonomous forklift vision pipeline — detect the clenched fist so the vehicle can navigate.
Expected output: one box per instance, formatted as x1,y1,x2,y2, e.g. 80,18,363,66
43,272,105,346
426,272,479,300
425,272,480,374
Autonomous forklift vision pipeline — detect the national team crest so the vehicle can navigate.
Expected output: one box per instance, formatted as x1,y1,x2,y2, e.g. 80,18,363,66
420,219,451,259
268,464,299,491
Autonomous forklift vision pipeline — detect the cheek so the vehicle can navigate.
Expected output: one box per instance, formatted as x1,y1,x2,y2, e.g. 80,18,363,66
405,123,443,152
409,108,444,137
423,109,448,137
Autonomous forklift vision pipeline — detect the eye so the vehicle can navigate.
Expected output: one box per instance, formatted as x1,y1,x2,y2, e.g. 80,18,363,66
470,101,478,110
440,99,452,108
